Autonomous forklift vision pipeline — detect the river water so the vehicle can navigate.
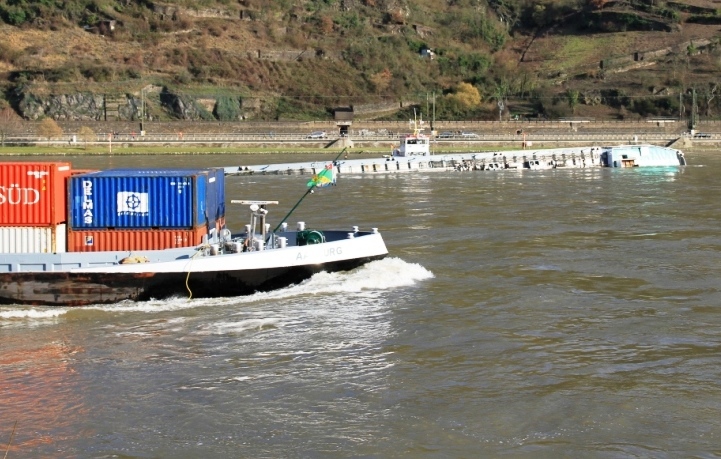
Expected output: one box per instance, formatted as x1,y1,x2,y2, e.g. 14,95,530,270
2,151,721,458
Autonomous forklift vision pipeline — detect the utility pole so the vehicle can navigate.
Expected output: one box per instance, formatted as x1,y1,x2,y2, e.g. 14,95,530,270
140,87,145,134
691,87,698,131
426,93,429,123
432,91,436,133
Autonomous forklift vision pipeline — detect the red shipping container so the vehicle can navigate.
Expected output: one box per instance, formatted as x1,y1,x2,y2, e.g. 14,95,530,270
67,226,209,252
0,162,72,226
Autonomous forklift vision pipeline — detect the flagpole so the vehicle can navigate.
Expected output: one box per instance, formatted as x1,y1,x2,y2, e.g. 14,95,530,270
271,147,347,234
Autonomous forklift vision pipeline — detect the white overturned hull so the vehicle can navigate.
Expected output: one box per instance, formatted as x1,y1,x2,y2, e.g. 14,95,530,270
225,144,685,176
0,230,388,306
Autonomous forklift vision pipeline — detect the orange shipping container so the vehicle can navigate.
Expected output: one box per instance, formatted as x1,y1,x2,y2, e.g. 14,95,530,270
67,226,209,252
0,162,72,226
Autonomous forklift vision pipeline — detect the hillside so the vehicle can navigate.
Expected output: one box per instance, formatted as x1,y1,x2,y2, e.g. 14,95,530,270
0,0,720,123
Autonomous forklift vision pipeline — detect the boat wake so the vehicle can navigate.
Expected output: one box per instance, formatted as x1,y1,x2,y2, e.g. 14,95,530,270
0,257,433,322
260,256,433,298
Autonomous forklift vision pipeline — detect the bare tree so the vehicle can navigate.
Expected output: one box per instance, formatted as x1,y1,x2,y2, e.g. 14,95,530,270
78,126,95,149
37,118,63,145
704,84,718,117
0,107,21,147
492,81,509,121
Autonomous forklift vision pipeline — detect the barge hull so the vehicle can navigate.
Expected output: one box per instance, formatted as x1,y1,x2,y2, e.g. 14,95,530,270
0,254,387,306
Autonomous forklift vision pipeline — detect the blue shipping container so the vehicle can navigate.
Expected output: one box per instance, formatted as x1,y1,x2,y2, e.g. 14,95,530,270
156,167,226,230
155,167,226,227
70,169,225,229
209,167,226,227
137,167,226,229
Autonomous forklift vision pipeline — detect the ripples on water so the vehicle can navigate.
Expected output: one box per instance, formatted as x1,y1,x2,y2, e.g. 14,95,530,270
2,154,721,457
1,258,435,457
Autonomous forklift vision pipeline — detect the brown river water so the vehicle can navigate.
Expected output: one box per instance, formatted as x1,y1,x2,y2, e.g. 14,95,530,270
1,151,720,458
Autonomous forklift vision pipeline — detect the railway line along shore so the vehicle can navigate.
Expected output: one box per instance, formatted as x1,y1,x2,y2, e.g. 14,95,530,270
1,119,718,154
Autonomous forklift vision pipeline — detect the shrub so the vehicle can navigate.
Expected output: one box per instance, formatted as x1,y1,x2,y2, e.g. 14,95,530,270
631,98,658,116
37,118,63,142
0,5,27,26
77,126,95,149
0,42,21,64
214,95,241,121
174,70,193,85
437,52,491,78
196,103,215,121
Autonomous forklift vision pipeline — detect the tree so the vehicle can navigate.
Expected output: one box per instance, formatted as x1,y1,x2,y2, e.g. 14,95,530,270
588,0,609,10
491,81,510,121
446,82,481,110
0,107,21,147
319,16,334,34
78,126,95,149
369,68,392,95
566,89,580,114
702,83,717,117
531,4,548,28
37,118,63,145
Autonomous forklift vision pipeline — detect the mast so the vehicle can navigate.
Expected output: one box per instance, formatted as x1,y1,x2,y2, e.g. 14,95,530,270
271,147,348,234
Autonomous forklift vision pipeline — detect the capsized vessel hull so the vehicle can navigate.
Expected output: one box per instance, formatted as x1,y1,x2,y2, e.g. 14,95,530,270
225,144,686,176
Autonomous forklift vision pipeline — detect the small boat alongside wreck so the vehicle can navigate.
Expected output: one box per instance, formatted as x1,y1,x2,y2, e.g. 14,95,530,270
0,163,388,306
226,121,686,176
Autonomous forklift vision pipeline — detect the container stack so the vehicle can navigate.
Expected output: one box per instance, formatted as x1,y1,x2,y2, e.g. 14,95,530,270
67,168,226,252
0,162,72,253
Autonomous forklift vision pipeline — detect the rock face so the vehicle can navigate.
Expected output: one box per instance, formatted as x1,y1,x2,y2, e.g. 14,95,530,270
16,90,108,121
159,91,215,121
12,87,226,121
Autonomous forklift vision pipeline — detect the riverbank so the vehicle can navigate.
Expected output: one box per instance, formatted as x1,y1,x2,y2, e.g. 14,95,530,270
3,118,715,154
0,138,712,157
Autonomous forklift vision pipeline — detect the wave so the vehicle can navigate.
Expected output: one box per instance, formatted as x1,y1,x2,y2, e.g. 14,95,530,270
0,257,433,323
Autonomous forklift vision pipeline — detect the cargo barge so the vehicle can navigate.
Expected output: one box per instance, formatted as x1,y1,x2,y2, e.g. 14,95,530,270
0,163,388,306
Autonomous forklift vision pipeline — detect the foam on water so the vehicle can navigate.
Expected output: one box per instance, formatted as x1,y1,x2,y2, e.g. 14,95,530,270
256,256,433,299
198,317,284,335
0,257,433,324
0,307,68,320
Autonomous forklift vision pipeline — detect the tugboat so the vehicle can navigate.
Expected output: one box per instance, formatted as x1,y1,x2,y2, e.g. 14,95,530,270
391,117,432,158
